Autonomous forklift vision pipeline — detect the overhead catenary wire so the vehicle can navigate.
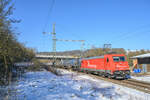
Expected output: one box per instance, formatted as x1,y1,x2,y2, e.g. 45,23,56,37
57,24,81,37
56,39,85,53
84,25,150,49
57,41,77,52
112,24,150,40
55,24,104,50
110,24,150,44
42,0,55,33
111,30,150,45
86,24,150,49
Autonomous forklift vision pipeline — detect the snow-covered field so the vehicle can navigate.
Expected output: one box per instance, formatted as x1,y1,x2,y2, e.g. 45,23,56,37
0,69,150,100
132,75,150,83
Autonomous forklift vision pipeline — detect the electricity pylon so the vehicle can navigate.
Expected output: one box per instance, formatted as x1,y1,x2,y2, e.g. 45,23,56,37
43,23,85,66
51,23,85,57
51,23,56,53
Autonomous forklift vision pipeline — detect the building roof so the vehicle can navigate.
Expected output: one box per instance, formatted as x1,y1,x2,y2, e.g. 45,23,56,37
131,53,150,59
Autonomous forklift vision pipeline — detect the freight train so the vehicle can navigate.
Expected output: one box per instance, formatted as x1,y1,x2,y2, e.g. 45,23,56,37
60,53,130,79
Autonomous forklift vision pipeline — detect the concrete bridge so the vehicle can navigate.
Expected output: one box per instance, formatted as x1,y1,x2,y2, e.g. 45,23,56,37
35,54,80,59
35,54,80,65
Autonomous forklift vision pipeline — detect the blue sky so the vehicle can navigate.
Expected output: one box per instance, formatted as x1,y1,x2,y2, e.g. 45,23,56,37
13,0,150,52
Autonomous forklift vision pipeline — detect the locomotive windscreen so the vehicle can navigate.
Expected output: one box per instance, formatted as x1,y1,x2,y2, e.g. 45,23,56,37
113,56,125,62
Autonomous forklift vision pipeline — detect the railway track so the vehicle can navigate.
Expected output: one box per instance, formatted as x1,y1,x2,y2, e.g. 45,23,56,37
86,73,150,94
73,71,150,94
57,68,150,94
121,79,150,93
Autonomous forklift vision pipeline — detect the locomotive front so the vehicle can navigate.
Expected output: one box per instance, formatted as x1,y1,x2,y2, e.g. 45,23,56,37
112,55,130,79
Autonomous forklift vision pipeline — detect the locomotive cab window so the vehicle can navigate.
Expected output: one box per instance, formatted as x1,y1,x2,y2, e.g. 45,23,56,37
120,56,125,61
113,56,125,62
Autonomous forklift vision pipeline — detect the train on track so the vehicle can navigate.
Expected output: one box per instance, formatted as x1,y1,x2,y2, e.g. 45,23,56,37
60,53,130,79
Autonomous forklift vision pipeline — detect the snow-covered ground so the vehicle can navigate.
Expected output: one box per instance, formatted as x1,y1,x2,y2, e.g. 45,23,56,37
132,75,150,83
0,69,150,100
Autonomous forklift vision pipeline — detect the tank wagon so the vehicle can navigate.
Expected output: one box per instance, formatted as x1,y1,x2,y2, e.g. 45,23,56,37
61,54,130,79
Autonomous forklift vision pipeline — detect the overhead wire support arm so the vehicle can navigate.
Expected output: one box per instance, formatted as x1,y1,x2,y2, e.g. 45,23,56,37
56,39,85,58
56,39,85,51
56,39,85,42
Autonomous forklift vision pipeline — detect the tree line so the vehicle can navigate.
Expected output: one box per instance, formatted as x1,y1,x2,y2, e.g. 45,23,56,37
0,0,35,85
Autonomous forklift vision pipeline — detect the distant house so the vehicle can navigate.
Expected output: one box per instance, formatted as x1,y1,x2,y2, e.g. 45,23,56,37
131,53,150,73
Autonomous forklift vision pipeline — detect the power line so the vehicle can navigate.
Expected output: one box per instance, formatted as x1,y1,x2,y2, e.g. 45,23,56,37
42,0,55,33
110,24,150,44
55,23,82,39
114,24,150,39
111,30,150,45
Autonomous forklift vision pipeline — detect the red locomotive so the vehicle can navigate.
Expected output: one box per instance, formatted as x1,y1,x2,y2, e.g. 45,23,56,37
61,53,130,79
80,54,130,79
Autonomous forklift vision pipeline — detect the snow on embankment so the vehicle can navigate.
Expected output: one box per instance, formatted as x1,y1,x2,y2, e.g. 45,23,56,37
58,69,150,100
2,69,150,100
